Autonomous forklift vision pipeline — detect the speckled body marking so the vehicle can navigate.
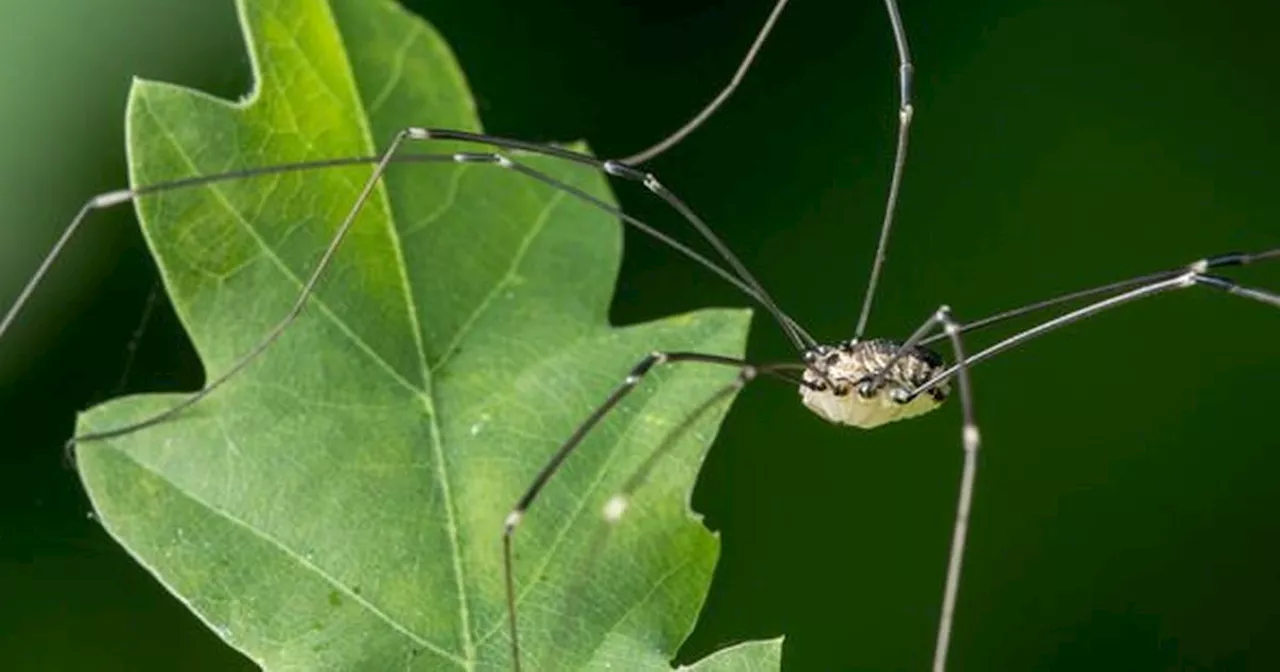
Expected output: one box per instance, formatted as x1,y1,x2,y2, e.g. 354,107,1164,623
800,339,949,429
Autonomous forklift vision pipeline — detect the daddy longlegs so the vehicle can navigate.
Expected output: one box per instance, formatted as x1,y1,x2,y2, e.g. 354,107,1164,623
2,0,1277,669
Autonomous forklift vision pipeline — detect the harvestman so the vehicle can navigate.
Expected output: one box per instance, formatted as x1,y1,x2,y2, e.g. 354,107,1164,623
2,0,1277,670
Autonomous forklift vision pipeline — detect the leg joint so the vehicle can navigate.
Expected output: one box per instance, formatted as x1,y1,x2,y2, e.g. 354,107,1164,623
1194,274,1238,292
1202,251,1249,268
502,510,524,536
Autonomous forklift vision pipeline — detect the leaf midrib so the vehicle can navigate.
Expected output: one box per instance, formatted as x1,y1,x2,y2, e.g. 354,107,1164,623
314,0,481,664
140,72,481,660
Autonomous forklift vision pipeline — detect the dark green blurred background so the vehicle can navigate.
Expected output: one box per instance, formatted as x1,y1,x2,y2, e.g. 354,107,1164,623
1,0,1277,669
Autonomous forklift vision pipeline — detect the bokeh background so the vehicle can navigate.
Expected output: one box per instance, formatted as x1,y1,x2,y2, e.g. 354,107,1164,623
2,0,1277,669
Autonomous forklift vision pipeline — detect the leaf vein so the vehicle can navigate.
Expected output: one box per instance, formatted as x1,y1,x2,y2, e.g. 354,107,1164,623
114,433,469,669
473,332,711,646
142,97,425,399
367,21,423,116
313,2,475,664
432,188,569,371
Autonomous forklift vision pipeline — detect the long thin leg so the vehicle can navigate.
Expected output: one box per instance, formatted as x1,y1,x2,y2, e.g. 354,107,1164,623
415,128,815,351
853,0,916,340
601,161,814,350
0,154,454,344
606,360,804,519
443,149,810,346
865,305,980,671
913,255,1280,392
67,130,416,444
1,152,784,358
619,0,793,165
917,256,1278,668
930,307,980,672
8,0,803,356
920,249,1280,346
47,132,809,444
872,305,981,671
499,350,767,672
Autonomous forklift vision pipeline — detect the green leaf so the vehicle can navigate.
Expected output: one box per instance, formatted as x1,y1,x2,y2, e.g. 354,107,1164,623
74,0,777,669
